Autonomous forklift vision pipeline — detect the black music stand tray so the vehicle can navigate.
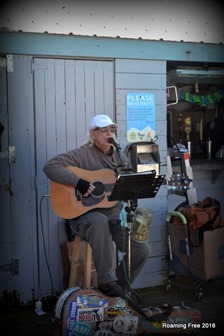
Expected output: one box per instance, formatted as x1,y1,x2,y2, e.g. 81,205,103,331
109,171,165,291
109,171,164,202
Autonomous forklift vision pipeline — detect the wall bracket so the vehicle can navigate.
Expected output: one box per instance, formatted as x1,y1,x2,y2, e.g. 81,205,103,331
0,146,16,164
0,259,19,275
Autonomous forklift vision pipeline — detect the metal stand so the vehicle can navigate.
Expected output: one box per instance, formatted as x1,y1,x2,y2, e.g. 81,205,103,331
125,199,138,283
166,148,197,206
109,171,165,291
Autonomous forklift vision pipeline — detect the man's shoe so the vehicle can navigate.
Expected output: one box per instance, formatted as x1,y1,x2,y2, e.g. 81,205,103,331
117,280,130,293
98,281,123,297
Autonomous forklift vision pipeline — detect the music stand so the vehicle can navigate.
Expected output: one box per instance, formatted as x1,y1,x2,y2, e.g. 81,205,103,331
109,171,165,290
109,171,165,202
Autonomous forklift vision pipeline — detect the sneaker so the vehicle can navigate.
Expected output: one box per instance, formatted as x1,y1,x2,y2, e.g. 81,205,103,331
98,281,124,297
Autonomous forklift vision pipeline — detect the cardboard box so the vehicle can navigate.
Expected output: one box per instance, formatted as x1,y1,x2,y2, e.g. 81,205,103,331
168,224,224,280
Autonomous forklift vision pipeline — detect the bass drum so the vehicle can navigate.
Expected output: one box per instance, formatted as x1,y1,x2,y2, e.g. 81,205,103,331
53,287,169,336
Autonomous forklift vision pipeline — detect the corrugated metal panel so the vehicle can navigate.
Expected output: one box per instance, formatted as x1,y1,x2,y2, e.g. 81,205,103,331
0,0,223,44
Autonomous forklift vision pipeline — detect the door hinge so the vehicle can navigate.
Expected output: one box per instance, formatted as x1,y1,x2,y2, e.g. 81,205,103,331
0,146,16,164
6,54,14,72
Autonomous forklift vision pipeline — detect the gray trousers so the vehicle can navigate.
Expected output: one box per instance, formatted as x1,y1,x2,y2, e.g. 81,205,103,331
69,203,151,286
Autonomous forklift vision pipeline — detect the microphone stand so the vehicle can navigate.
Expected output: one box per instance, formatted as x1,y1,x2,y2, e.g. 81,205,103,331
108,137,125,175
125,199,138,283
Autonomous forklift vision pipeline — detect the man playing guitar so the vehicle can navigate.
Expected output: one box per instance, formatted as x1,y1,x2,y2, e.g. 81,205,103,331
43,114,151,297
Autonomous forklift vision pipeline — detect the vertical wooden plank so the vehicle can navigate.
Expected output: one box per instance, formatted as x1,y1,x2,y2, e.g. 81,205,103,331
75,60,86,146
6,55,37,302
33,58,48,180
65,60,76,150
84,243,92,289
55,59,66,154
45,59,57,160
50,59,68,287
103,61,114,118
84,61,95,126
68,237,81,288
94,61,105,114
0,58,12,292
33,58,52,294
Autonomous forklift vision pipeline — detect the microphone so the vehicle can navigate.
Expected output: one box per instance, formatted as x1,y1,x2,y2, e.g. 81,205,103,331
108,137,121,150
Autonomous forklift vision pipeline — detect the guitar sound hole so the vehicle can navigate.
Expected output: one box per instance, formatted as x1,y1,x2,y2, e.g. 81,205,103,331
92,182,105,197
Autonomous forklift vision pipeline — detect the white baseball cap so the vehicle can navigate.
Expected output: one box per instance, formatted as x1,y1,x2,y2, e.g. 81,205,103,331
89,114,118,130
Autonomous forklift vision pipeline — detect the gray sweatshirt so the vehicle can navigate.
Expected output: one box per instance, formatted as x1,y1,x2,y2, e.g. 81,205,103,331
43,143,131,186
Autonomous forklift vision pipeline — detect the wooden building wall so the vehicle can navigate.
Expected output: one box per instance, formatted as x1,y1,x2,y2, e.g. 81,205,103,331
0,32,223,303
114,59,168,288
0,54,168,302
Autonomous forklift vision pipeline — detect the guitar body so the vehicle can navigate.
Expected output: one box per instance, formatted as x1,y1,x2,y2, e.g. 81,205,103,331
50,167,118,219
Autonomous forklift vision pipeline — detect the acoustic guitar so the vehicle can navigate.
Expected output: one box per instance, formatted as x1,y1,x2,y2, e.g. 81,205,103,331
50,166,118,219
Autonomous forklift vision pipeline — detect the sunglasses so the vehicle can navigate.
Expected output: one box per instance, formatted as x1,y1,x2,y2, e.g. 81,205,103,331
94,126,117,133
